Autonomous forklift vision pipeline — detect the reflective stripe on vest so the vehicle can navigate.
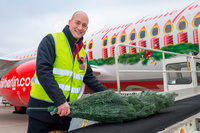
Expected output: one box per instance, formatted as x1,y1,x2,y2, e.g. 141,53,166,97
30,32,87,102
32,77,81,93
53,68,84,80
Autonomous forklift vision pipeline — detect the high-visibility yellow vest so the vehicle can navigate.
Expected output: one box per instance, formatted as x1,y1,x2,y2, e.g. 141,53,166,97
31,32,87,102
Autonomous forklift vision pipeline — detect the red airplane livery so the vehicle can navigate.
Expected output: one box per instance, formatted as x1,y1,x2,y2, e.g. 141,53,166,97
0,0,200,113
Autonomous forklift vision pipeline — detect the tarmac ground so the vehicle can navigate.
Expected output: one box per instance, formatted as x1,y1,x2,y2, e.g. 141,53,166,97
0,97,28,133
0,97,92,133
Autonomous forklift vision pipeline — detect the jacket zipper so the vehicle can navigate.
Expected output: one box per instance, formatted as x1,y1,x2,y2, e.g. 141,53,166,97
67,41,78,101
68,56,75,101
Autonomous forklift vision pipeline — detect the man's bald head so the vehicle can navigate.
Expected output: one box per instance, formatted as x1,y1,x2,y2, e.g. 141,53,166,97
71,11,89,23
68,11,89,40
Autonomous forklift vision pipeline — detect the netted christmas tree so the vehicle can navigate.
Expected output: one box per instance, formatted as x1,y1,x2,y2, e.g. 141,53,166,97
68,90,136,123
126,91,177,118
28,90,178,123
67,90,177,123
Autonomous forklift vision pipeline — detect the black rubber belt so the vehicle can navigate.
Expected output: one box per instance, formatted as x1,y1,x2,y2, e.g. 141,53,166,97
69,95,200,133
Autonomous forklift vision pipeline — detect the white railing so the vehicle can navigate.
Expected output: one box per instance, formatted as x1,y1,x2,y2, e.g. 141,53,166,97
114,43,193,94
198,25,200,52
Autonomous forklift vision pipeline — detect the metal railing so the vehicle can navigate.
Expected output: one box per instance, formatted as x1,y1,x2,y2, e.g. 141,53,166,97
114,43,193,93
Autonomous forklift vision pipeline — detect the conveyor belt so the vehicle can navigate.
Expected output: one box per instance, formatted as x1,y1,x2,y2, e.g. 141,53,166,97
69,95,200,133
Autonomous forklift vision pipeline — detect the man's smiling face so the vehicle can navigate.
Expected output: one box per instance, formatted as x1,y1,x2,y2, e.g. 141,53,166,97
68,11,89,40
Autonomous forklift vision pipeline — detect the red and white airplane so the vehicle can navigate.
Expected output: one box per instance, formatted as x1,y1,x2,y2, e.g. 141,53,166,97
0,0,200,113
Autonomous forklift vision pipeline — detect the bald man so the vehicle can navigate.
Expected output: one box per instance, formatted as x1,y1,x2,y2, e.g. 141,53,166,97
27,11,108,133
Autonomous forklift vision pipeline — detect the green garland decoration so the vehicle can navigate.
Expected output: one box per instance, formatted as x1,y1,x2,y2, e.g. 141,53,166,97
88,43,199,66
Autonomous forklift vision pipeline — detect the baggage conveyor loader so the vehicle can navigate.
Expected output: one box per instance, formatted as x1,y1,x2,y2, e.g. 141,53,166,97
69,40,200,132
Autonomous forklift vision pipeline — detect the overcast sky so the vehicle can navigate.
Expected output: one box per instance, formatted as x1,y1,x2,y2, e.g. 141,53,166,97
0,0,196,55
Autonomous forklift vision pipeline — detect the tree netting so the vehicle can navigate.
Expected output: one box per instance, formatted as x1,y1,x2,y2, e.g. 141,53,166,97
28,90,178,123
68,90,136,123
67,90,178,123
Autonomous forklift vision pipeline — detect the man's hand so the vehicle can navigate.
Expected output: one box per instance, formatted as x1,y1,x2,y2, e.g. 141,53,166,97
57,102,70,117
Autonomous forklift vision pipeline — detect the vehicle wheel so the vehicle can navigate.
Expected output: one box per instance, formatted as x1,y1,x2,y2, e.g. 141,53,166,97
13,106,27,114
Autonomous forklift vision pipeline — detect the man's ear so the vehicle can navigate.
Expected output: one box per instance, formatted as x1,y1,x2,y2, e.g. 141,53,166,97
68,20,71,25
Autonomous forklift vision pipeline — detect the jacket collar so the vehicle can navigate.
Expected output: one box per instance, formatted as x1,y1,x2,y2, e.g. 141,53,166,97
62,25,84,61
62,25,83,45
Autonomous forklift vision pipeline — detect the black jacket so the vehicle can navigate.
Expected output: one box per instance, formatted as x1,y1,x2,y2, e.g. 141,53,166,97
26,25,107,123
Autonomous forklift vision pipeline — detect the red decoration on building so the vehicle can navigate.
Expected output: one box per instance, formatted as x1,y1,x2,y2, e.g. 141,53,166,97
129,42,137,53
177,32,188,43
151,37,160,49
102,48,108,59
119,46,126,55
87,51,93,60
110,46,115,57
193,29,199,44
164,35,174,46
144,51,152,59
138,40,146,52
